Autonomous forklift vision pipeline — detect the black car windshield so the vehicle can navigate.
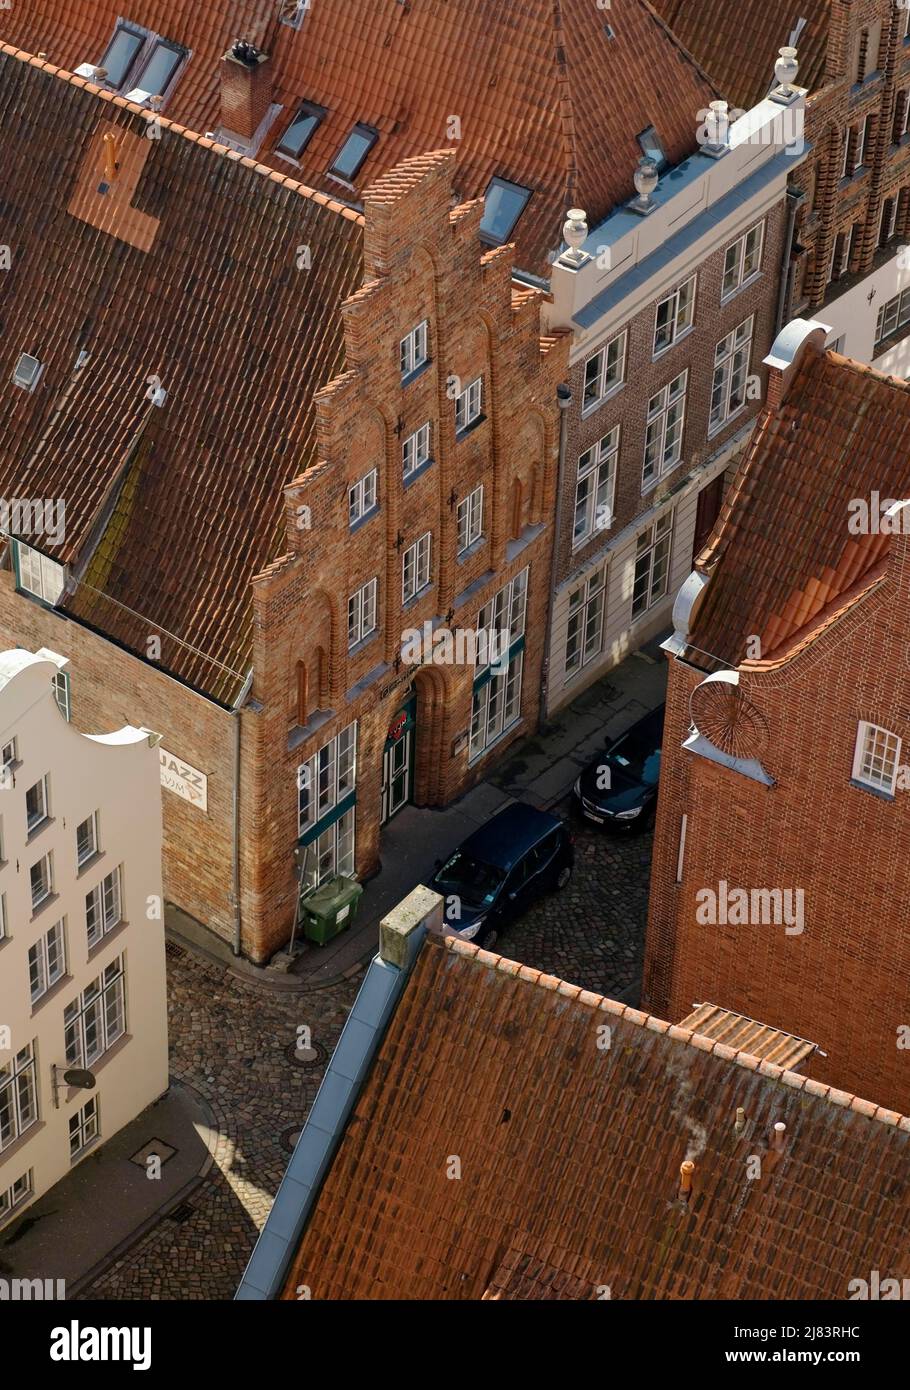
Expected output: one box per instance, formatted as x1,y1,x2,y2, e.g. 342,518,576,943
607,734,661,785
435,850,505,909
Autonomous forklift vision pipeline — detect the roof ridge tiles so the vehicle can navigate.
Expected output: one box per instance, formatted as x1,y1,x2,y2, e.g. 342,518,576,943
444,935,909,1131
0,42,363,224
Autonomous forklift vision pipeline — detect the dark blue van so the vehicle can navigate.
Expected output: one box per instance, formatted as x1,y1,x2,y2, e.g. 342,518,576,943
429,802,574,949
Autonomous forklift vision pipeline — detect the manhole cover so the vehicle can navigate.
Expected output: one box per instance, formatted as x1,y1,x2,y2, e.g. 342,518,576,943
285,1039,328,1069
166,1202,195,1224
129,1138,177,1168
281,1126,303,1153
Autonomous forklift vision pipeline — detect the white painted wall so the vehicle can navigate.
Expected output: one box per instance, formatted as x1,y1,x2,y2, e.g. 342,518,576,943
820,248,910,375
0,649,166,1228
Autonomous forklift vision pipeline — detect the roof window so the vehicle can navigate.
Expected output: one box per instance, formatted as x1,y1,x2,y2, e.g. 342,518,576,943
13,354,43,392
479,177,532,245
328,125,378,182
277,103,325,159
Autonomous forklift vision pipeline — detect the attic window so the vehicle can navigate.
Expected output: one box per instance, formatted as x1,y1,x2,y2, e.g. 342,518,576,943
329,124,378,182
279,0,310,28
637,126,667,171
479,177,532,245
13,354,43,392
15,543,65,606
277,103,325,159
125,40,185,102
98,23,145,88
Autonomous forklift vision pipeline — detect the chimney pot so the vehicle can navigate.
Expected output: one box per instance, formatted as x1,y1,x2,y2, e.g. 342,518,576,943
734,1106,747,1135
772,1121,787,1151
679,1158,695,1200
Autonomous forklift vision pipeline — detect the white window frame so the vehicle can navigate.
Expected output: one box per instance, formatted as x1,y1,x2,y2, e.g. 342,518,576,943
64,956,126,1069
581,330,627,414
653,275,696,356
15,542,65,605
348,468,378,526
840,127,850,179
457,485,484,555
455,378,483,434
875,286,910,348
30,851,53,911
348,578,378,649
77,811,100,867
402,532,432,603
721,222,764,301
476,567,528,671
564,565,607,680
402,422,432,480
29,919,67,1003
400,320,429,377
69,1095,100,1158
573,428,618,548
1,739,17,770
0,1170,33,1225
643,371,687,488
25,774,49,834
297,722,357,836
0,1044,38,1153
52,670,71,721
86,865,122,947
0,893,5,941
852,720,901,794
709,316,754,436
469,648,524,761
308,806,356,886
632,511,674,619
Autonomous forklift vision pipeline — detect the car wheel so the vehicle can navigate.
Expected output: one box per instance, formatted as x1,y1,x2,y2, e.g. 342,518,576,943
555,865,572,890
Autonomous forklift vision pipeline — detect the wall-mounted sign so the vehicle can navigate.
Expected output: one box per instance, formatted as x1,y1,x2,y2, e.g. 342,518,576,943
387,712,408,742
159,748,208,812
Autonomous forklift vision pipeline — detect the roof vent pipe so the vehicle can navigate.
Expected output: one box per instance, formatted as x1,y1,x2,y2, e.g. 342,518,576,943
678,1159,695,1201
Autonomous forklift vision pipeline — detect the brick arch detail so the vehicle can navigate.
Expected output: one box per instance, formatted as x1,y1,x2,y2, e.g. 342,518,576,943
413,663,452,805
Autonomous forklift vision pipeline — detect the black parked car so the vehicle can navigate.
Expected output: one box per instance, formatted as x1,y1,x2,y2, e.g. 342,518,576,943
429,802,574,949
573,704,665,831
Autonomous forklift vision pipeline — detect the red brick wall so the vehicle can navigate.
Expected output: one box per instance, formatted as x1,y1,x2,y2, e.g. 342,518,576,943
644,545,910,1114
246,152,567,959
0,574,254,946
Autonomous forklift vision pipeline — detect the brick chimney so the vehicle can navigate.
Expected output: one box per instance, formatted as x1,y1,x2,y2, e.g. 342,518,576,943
220,40,271,143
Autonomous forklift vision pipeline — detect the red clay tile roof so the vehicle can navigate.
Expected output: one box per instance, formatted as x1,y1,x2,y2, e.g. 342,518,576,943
0,46,364,702
689,346,910,668
0,1,718,273
280,934,910,1300
679,1003,818,1071
655,0,830,110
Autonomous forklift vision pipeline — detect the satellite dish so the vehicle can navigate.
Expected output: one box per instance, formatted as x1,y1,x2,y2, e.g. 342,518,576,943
62,1068,96,1090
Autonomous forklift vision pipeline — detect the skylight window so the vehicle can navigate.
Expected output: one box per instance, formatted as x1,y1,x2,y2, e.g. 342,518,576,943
329,125,378,182
277,103,325,159
637,126,667,171
13,354,43,392
479,178,532,245
125,40,185,102
98,24,145,89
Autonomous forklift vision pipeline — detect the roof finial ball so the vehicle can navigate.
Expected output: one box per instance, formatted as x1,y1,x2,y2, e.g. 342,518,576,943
774,46,799,98
562,208,589,266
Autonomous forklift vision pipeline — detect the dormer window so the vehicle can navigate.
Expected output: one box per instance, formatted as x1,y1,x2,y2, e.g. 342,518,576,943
13,354,43,392
15,542,65,606
277,103,324,159
329,125,378,182
479,177,531,245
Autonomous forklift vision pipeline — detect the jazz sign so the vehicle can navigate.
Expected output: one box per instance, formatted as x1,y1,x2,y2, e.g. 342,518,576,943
159,748,208,812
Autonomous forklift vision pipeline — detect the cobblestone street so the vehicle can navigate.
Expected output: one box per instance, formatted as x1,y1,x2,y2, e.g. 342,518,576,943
82,950,358,1301
496,802,653,1001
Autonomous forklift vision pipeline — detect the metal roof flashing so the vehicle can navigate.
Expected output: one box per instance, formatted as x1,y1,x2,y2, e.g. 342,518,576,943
235,888,444,1299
